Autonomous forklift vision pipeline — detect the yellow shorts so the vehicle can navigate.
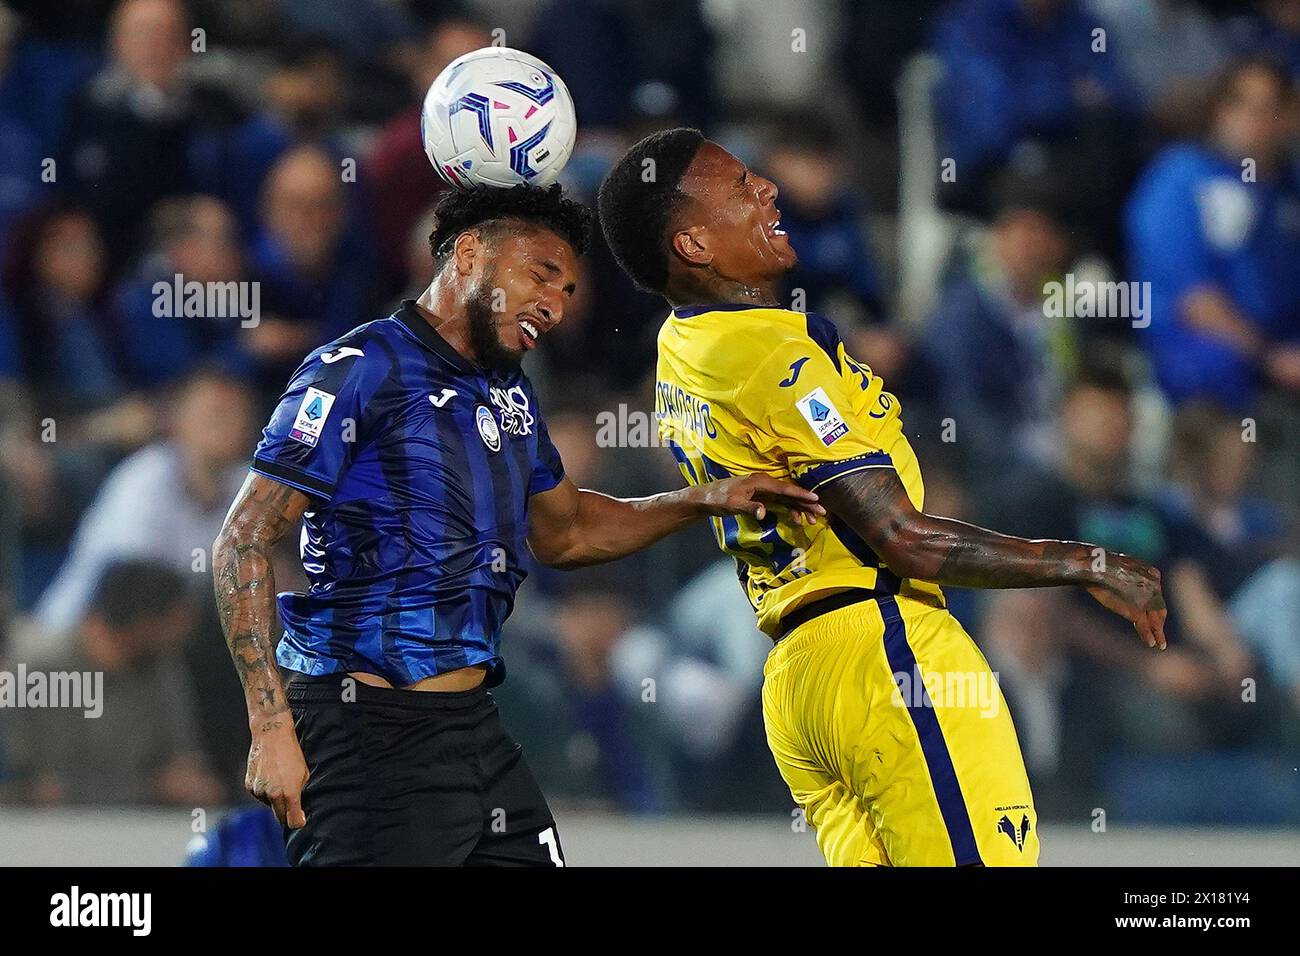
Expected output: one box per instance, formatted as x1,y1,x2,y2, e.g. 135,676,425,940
762,593,1039,867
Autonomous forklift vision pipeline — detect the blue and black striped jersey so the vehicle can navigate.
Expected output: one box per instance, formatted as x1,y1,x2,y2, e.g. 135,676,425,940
251,300,565,687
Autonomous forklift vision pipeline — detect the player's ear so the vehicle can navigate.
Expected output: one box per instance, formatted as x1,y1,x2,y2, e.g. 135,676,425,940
452,230,482,276
671,225,712,269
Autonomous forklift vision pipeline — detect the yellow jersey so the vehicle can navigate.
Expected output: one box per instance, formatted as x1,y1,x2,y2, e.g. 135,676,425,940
655,304,944,636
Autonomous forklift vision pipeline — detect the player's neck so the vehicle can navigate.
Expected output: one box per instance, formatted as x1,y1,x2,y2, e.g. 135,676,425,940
415,283,479,366
665,274,781,311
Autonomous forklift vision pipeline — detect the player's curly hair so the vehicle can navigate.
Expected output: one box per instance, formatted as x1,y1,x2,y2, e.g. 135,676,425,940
597,127,706,293
428,182,592,266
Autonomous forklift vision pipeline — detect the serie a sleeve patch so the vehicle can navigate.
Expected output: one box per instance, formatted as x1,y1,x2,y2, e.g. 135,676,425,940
290,387,337,448
795,386,849,446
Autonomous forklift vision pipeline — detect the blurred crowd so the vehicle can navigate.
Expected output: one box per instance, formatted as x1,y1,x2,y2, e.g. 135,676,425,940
0,0,1298,824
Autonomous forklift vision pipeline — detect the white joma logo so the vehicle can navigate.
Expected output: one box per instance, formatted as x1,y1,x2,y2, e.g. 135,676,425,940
320,347,364,364
50,886,151,936
429,388,457,407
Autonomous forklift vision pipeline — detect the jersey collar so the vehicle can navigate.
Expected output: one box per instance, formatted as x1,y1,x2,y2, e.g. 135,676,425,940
671,302,771,319
395,299,482,375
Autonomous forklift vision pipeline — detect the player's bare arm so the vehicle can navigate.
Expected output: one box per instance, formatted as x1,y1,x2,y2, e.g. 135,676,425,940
212,472,312,828
818,467,1168,650
527,474,824,569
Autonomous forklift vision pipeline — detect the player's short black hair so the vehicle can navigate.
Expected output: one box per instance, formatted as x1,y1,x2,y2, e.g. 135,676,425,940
427,183,591,267
597,127,706,293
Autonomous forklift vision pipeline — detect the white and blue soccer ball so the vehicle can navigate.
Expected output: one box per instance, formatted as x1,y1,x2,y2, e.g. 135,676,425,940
421,46,577,190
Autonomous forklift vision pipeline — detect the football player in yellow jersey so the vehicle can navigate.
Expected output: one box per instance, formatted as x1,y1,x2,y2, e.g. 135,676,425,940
597,129,1168,867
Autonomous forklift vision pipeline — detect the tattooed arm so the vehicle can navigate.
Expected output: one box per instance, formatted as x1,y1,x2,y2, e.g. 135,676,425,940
818,469,1168,650
212,473,312,828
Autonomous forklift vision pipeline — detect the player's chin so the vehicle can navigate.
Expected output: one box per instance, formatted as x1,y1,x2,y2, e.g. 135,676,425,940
763,231,797,270
497,333,527,364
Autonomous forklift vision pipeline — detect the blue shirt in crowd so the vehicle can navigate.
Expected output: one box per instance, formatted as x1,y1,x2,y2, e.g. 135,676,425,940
1126,142,1300,407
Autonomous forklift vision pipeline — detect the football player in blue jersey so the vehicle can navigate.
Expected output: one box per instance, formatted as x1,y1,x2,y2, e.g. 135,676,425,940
213,183,823,866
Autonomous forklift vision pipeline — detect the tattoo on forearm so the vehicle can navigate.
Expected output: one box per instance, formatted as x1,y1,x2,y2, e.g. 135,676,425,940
820,469,1095,590
213,477,308,719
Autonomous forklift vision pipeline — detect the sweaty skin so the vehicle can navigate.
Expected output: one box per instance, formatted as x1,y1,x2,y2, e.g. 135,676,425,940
658,141,1168,650
213,215,824,827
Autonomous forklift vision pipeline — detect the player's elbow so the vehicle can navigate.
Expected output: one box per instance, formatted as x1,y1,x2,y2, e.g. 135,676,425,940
211,524,242,580
527,535,582,570
863,518,931,580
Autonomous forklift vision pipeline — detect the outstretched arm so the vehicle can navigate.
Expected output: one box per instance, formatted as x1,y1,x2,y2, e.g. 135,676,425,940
527,474,824,569
818,468,1167,649
212,472,312,827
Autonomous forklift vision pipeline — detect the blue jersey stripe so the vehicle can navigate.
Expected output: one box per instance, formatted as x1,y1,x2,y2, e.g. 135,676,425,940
259,302,567,687
877,595,983,866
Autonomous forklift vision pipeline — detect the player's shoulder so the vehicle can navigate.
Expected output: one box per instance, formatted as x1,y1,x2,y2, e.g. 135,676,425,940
733,309,850,384
664,303,836,359
292,318,405,388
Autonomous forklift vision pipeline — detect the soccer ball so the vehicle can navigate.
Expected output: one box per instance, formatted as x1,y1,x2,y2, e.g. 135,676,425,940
421,46,577,190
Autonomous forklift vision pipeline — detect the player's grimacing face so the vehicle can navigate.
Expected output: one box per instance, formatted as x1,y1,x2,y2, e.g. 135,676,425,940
676,141,796,282
471,227,578,367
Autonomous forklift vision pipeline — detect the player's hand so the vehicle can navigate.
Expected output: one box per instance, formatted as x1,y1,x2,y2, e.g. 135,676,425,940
246,715,309,828
693,474,826,524
1086,553,1168,650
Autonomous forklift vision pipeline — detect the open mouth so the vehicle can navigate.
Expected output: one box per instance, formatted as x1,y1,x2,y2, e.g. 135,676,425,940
519,318,540,349
766,213,787,239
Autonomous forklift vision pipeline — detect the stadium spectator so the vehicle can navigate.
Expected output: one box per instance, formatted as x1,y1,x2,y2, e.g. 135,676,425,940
209,42,349,234
932,0,1139,253
1228,0,1300,78
764,120,887,323
368,16,486,294
923,179,1074,483
613,560,794,812
2,559,224,806
529,0,716,131
487,582,678,813
978,369,1264,812
0,2,99,159
27,368,252,652
1088,0,1233,137
1160,402,1300,710
1126,57,1300,409
0,6,46,249
112,196,252,389
59,0,201,270
245,144,376,394
0,202,154,448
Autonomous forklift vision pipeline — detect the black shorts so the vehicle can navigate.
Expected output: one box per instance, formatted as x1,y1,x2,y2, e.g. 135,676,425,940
283,672,565,867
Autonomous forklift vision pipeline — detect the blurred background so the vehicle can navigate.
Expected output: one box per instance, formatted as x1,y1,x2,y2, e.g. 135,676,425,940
0,0,1298,865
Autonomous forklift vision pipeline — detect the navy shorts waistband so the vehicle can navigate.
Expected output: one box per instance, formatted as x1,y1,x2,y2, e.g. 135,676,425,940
774,588,880,642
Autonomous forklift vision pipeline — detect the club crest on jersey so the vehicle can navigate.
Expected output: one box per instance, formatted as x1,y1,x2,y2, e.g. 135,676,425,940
290,387,336,447
796,386,848,446
996,810,1032,851
489,384,534,436
476,404,501,452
